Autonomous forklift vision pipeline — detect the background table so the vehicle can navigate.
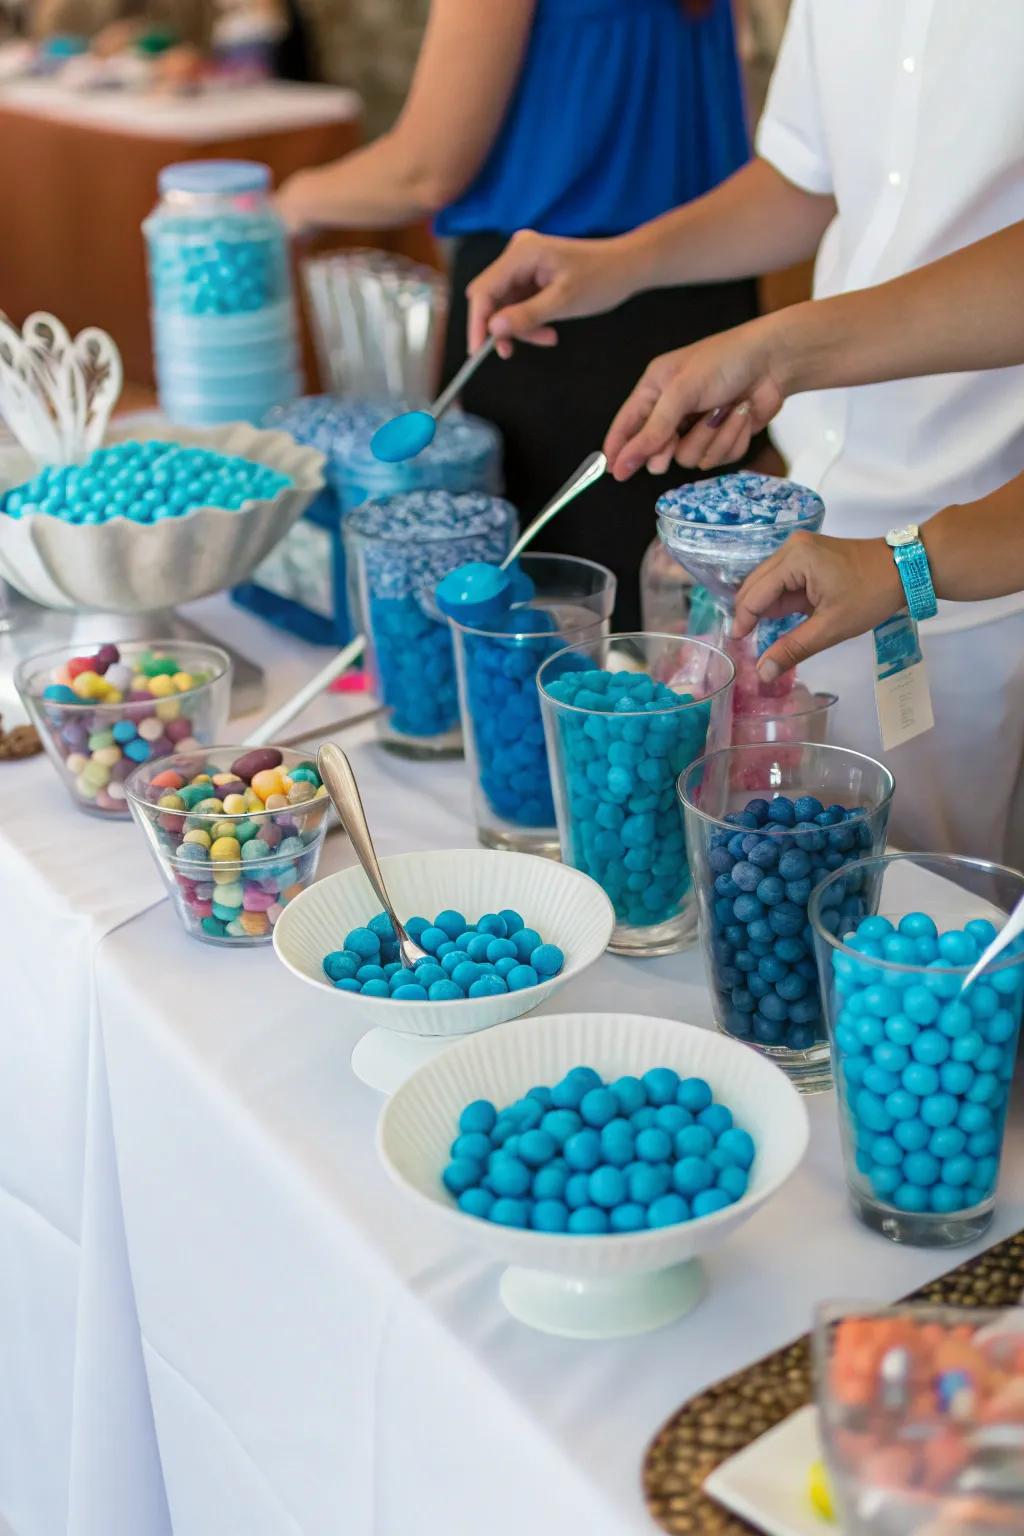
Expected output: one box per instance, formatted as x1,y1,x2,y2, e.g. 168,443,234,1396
0,81,361,388
3,593,1023,1536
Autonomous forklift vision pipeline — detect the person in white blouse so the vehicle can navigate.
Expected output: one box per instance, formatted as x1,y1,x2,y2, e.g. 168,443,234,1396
466,0,1024,867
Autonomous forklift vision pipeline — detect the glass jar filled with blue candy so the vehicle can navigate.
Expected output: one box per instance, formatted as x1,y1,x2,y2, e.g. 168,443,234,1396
234,399,502,645
680,742,895,1092
810,852,1024,1248
144,160,299,427
450,554,617,855
538,634,734,957
333,407,502,510
345,490,516,757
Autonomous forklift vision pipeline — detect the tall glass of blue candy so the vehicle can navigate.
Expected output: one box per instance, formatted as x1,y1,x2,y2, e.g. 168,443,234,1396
539,633,734,957
680,742,894,1092
810,852,1024,1247
450,554,616,855
144,160,298,426
345,490,516,757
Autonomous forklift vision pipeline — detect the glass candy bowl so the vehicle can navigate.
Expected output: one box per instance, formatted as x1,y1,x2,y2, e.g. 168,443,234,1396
126,745,331,946
539,633,734,957
680,742,894,1092
450,553,616,855
810,853,1024,1246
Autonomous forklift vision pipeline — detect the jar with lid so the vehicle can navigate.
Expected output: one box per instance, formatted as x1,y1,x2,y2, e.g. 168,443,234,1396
144,160,299,426
344,490,516,758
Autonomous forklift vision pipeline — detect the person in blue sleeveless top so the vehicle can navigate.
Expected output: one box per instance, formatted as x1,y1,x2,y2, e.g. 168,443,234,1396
279,0,765,624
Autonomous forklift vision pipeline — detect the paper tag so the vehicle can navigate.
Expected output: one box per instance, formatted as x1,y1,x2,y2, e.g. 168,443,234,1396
873,610,934,750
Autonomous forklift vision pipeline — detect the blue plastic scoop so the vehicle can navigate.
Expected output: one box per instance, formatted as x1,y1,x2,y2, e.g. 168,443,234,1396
371,335,498,463
435,450,607,625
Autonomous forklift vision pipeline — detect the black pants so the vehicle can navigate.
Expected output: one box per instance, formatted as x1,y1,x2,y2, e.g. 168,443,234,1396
442,232,764,631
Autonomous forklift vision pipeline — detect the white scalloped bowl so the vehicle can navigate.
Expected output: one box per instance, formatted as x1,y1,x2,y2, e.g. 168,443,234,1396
273,849,616,1043
378,1011,809,1337
0,421,325,612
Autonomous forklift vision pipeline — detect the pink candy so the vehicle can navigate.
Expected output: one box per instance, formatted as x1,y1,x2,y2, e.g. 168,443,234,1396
243,890,275,912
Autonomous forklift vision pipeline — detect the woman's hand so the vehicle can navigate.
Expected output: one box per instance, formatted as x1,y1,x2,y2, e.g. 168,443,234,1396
466,229,638,356
276,168,325,236
733,531,905,680
602,312,791,480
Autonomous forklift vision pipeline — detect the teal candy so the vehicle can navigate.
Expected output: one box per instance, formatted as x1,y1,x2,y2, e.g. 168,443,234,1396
458,1188,494,1219
648,1194,689,1228
507,964,540,991
440,1067,755,1234
1,441,291,523
830,910,1022,1220
692,1188,732,1218
567,1206,609,1234
532,1199,569,1232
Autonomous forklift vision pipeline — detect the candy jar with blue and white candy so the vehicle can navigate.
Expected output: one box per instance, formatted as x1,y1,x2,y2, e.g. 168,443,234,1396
656,473,825,724
144,160,299,427
810,852,1024,1246
344,490,516,757
680,742,895,1092
450,553,617,854
538,633,734,956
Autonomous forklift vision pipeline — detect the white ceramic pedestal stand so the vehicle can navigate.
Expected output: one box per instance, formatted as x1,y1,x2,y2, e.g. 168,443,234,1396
350,1028,454,1094
499,1259,706,1339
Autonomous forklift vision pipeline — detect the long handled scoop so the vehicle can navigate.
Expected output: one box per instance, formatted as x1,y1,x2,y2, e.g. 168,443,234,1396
316,743,426,969
959,892,1024,993
435,449,607,624
370,335,498,463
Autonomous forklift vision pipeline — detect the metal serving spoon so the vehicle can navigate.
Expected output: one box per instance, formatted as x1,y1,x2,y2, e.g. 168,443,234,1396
316,743,426,968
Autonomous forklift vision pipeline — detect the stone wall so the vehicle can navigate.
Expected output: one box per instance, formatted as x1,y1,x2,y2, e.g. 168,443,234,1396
302,0,428,138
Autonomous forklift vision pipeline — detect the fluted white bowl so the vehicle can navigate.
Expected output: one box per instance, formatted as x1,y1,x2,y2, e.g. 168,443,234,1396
377,1012,809,1335
0,421,325,612
273,848,615,1039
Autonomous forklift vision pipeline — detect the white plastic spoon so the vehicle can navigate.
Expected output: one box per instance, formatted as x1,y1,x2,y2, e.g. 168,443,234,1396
959,891,1024,993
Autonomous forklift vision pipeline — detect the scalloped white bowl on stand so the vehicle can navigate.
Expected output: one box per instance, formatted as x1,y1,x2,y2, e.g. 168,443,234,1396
272,848,616,1093
0,420,324,642
378,1011,810,1338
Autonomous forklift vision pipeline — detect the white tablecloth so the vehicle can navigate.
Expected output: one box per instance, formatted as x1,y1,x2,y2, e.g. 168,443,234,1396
0,596,356,1536
3,596,1023,1536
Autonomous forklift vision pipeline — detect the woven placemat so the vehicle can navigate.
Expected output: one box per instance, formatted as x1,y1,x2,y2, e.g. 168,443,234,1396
643,1228,1024,1534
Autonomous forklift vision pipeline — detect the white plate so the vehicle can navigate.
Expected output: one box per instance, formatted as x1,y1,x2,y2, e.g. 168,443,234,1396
704,1405,829,1536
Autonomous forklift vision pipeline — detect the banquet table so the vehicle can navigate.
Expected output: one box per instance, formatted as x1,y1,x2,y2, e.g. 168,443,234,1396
2,595,1023,1536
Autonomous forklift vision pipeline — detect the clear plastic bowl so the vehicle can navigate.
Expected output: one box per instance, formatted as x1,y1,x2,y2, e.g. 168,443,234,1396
125,744,330,945
16,639,231,818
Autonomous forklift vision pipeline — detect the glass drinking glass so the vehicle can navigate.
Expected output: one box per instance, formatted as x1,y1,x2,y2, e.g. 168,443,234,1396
450,554,617,854
810,852,1024,1246
815,1302,1024,1536
680,742,895,1092
729,689,838,748
539,633,734,957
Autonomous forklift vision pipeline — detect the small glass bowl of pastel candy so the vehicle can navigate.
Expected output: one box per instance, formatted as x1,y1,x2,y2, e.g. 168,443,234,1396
0,439,292,525
16,640,231,817
125,745,330,945
810,876,1024,1242
442,1066,756,1233
322,908,564,1001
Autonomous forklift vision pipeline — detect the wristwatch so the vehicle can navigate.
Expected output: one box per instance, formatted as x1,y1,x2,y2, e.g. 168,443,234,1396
885,524,937,621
